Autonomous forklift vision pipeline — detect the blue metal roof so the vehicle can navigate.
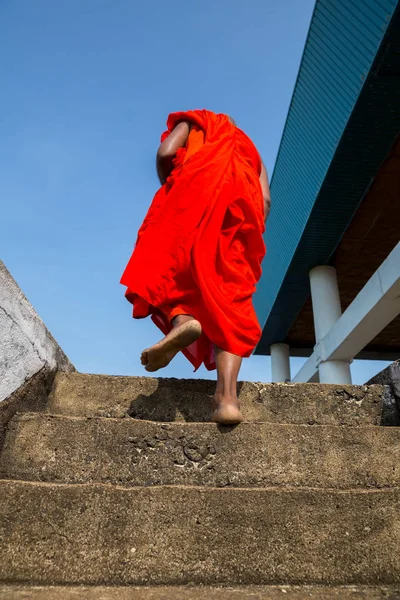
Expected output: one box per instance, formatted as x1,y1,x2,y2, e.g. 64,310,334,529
254,0,399,354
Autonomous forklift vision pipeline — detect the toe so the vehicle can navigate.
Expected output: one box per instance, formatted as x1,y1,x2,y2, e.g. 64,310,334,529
141,350,149,365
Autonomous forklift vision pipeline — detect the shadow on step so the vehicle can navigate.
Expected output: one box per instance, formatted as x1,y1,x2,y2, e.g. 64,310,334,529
127,379,244,423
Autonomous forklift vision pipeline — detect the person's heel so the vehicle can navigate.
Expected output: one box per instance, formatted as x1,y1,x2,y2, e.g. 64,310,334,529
212,394,244,425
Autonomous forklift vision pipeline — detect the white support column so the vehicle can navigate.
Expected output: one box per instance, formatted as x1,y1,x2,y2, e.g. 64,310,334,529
293,244,400,383
319,360,351,383
309,266,352,384
271,343,291,383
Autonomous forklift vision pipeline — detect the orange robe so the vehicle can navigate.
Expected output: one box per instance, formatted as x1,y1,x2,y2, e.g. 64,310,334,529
120,109,266,371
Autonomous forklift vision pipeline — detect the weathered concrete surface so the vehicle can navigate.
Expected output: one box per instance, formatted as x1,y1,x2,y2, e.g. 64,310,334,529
0,369,50,453
3,413,400,489
1,481,400,585
0,262,74,403
1,585,400,599
48,372,384,425
368,360,400,426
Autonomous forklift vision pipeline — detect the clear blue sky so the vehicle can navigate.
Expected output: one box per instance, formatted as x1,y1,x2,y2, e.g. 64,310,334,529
1,0,388,383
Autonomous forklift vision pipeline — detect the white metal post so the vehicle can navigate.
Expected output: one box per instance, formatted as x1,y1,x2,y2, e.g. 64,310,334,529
271,343,291,382
309,266,352,384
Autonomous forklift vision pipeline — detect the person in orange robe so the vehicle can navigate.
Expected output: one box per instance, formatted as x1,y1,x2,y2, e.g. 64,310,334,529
121,109,270,424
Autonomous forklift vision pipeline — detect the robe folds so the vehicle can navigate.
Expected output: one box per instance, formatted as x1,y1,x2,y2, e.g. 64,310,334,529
120,109,266,371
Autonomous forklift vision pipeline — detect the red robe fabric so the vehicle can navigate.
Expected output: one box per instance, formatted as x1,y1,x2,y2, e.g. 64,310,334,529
120,109,266,371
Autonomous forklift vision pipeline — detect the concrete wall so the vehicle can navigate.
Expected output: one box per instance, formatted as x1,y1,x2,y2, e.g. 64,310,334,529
0,261,74,403
367,360,400,425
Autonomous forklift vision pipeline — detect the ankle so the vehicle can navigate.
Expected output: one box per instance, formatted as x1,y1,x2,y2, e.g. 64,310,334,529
213,391,239,407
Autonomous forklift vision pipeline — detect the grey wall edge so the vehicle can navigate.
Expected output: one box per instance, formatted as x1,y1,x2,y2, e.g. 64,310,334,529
0,261,75,446
367,360,400,426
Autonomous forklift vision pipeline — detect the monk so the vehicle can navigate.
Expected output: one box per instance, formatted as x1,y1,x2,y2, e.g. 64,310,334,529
121,109,270,425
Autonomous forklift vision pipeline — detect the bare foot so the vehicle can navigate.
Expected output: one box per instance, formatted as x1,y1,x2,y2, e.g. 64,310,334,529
141,319,202,372
212,393,244,425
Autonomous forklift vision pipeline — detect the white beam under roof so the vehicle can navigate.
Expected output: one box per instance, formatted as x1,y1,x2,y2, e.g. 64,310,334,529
293,243,400,383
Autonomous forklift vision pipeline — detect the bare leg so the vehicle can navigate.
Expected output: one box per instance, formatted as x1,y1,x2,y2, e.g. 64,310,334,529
212,347,244,425
171,314,196,328
141,314,201,372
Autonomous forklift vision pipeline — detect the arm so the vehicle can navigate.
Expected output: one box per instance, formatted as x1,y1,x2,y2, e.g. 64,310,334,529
259,161,271,221
156,121,190,185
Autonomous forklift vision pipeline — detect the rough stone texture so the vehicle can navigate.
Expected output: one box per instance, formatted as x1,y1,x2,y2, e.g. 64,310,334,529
3,413,400,489
48,372,384,425
0,261,74,403
1,585,400,599
1,481,400,586
0,369,50,453
368,361,400,426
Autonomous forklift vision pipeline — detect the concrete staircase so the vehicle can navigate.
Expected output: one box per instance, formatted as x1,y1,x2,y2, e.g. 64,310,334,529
1,372,400,599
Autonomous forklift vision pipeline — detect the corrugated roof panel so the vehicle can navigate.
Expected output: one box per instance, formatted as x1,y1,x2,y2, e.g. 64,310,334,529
309,24,370,80
254,0,398,329
337,0,391,36
317,8,376,65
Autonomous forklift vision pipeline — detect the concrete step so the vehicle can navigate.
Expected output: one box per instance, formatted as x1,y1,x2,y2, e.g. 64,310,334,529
1,585,400,599
1,481,400,586
47,372,384,425
2,413,400,489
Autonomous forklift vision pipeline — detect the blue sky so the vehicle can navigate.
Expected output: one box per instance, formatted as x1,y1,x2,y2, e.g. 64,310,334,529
1,1,389,383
